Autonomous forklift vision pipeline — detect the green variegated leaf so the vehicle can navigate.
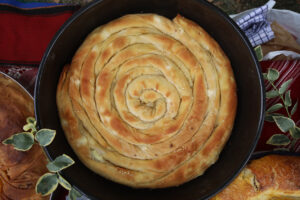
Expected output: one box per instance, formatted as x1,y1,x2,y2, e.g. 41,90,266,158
265,114,274,122
58,174,71,191
273,147,290,152
67,187,83,200
284,90,292,107
2,138,13,145
23,123,36,132
273,116,295,132
254,45,263,61
290,127,300,139
2,132,34,151
267,68,279,81
273,113,284,116
266,103,283,113
291,100,298,116
35,129,56,147
266,90,279,98
279,79,293,94
47,154,75,172
267,134,291,146
262,73,268,80
26,117,36,124
36,173,58,196
265,113,284,122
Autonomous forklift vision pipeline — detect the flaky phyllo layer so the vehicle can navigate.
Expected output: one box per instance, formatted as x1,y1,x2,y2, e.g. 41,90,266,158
57,14,237,188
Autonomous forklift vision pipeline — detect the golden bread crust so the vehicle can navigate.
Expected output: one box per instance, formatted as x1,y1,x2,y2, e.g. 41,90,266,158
211,155,300,200
0,73,49,200
57,14,237,188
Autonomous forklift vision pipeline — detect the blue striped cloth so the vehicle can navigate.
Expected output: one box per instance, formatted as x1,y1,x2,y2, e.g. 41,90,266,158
0,0,63,8
233,0,275,47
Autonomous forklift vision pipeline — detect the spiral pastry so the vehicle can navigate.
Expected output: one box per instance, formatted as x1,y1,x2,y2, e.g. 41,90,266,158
57,14,237,188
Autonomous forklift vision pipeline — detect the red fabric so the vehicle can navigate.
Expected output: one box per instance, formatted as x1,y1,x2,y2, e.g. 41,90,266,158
0,11,74,64
256,60,300,152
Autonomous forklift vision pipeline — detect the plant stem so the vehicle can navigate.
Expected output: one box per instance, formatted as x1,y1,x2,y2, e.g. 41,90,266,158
290,139,297,152
269,80,299,152
270,81,292,118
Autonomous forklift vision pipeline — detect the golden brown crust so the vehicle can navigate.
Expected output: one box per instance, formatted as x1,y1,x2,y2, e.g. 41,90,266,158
211,155,300,200
0,73,49,200
57,14,237,188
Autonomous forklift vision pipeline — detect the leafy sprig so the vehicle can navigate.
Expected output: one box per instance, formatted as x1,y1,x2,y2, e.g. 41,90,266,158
263,68,300,151
2,117,83,199
254,45,263,61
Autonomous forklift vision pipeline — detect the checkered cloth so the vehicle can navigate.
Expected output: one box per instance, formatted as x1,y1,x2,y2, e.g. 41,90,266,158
234,0,275,47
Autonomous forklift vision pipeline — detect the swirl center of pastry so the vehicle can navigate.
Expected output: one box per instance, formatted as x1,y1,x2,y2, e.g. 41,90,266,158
133,89,166,122
126,75,180,125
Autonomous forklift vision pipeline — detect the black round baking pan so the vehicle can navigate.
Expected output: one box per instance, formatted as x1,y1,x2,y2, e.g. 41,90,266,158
35,0,265,199
251,150,300,160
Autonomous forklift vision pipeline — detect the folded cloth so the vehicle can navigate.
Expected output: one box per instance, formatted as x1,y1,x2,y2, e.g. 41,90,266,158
233,0,276,47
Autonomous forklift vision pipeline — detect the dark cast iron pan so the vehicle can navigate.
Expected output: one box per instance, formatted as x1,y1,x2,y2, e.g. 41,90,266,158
35,0,265,199
251,150,300,160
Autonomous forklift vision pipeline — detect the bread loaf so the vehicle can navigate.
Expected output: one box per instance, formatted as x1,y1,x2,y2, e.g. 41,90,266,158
211,154,300,200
